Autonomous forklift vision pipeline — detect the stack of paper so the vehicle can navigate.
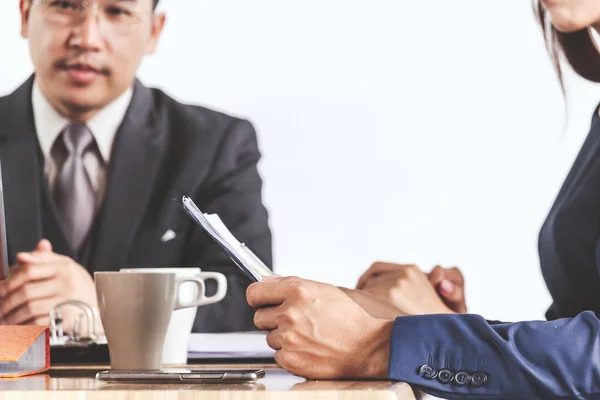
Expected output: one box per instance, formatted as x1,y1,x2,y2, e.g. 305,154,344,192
187,332,275,359
181,196,275,282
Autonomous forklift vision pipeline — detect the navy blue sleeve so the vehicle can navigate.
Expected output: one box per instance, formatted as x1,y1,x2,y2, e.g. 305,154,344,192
388,312,600,399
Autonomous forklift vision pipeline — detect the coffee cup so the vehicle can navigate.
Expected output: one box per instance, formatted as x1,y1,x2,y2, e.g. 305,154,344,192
95,271,215,370
120,267,227,364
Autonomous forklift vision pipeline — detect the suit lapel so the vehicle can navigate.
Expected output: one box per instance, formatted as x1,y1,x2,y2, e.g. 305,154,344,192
0,77,44,260
90,80,167,272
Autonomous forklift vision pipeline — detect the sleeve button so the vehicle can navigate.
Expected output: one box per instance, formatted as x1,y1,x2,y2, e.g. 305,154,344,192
437,369,454,384
454,371,471,385
470,371,488,387
419,365,438,380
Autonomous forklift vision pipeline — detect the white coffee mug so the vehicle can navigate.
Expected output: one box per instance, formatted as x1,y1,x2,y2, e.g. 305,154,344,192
95,272,209,371
120,267,227,364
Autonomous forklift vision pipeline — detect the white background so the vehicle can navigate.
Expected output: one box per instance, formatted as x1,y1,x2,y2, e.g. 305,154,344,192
2,1,600,322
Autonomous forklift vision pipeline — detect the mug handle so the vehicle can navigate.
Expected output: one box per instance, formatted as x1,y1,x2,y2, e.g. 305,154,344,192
196,272,228,305
174,277,207,310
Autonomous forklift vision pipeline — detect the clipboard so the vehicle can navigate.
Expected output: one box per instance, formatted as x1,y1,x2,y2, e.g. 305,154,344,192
179,196,274,283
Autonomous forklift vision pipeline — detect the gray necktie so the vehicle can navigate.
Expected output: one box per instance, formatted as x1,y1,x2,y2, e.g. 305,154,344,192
53,124,97,252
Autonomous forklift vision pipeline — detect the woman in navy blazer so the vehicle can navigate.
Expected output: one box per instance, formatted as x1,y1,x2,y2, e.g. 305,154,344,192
246,1,600,399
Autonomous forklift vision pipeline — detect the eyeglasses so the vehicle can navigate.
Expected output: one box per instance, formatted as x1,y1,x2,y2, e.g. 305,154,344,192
34,0,152,31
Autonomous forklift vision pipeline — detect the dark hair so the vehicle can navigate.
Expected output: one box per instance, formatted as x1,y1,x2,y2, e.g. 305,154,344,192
153,0,160,9
535,0,600,85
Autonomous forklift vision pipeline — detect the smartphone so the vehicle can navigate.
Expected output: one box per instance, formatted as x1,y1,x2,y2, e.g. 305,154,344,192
95,368,266,383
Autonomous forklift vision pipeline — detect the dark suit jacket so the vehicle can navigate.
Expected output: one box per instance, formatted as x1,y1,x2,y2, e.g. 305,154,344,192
385,106,600,399
0,76,272,333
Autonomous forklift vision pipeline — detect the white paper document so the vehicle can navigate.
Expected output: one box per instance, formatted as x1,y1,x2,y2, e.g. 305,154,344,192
187,332,275,359
181,196,275,282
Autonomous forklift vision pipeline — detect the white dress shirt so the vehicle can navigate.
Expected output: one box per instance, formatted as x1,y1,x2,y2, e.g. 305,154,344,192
32,80,133,208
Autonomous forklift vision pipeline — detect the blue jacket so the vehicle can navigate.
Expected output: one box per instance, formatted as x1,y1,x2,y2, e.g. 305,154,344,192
387,107,600,399
389,312,600,399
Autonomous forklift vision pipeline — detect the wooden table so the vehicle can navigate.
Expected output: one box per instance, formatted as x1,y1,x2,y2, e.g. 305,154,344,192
0,365,421,400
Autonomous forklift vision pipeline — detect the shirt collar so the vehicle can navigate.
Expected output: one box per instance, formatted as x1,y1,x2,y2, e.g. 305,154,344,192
32,79,133,163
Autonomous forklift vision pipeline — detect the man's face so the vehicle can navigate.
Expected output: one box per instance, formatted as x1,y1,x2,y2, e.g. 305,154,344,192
20,0,165,119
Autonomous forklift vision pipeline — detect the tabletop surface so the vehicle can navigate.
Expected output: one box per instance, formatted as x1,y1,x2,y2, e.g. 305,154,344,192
0,364,422,400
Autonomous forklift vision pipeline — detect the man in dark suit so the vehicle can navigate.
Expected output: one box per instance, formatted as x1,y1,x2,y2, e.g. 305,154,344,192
0,0,272,333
